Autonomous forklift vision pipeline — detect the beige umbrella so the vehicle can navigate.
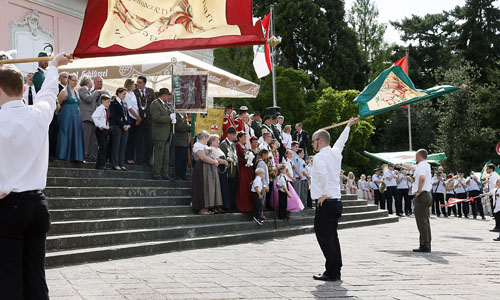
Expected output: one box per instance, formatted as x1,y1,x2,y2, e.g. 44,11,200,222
59,51,260,98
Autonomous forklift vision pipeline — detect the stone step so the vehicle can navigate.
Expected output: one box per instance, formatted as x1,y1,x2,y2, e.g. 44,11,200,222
46,209,388,252
48,205,380,235
49,205,194,222
48,168,153,179
46,196,193,209
49,160,151,172
45,215,399,268
46,177,191,188
44,186,192,198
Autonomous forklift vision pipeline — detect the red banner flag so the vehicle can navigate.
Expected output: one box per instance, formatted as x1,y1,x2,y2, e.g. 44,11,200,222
74,0,266,58
393,56,408,74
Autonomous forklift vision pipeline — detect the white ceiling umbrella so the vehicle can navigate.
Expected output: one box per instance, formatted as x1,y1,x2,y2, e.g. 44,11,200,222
59,51,260,98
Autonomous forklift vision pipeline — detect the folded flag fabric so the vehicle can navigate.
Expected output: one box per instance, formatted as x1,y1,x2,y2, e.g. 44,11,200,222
74,0,266,58
354,65,460,119
253,13,271,78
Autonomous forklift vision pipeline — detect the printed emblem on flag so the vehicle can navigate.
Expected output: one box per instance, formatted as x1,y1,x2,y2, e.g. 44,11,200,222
99,0,241,49
211,125,218,133
368,71,426,111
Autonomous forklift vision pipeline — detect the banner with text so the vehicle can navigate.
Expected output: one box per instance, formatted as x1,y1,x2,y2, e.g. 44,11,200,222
194,108,225,136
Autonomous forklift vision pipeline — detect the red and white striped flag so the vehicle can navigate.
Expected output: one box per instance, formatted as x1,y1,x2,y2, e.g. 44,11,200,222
253,13,271,78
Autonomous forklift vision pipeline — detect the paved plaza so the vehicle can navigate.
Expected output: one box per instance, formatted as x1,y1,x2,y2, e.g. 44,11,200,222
47,215,500,300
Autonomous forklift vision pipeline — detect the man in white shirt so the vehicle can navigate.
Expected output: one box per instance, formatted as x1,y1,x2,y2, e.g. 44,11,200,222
486,164,499,231
258,132,272,152
23,72,36,105
466,171,484,219
383,164,398,215
453,172,469,218
403,149,433,252
310,117,359,282
431,172,447,217
372,168,384,206
0,52,71,300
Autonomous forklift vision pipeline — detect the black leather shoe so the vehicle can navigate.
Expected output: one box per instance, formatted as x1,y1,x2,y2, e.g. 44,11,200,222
490,228,500,232
413,248,431,253
162,176,173,181
493,237,500,241
313,274,340,282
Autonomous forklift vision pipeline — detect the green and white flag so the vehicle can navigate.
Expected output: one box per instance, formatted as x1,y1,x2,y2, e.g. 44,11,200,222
354,65,460,118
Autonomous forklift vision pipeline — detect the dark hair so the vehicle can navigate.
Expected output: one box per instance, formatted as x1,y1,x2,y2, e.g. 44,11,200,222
487,164,496,171
0,65,23,97
259,149,269,157
297,148,304,155
416,149,428,159
236,131,246,141
116,87,126,96
137,76,147,84
291,141,299,147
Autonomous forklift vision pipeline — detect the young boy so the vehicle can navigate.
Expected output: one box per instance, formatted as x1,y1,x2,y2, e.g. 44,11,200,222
297,148,309,207
92,94,111,170
251,168,267,225
306,156,314,208
276,164,289,220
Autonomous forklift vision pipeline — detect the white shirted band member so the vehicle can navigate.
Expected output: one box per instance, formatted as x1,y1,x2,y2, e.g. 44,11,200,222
311,125,351,200
412,160,432,193
0,65,59,196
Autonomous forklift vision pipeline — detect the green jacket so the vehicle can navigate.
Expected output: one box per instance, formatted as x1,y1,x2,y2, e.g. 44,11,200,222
174,117,191,147
151,99,173,141
33,68,45,93
220,139,239,178
251,120,262,138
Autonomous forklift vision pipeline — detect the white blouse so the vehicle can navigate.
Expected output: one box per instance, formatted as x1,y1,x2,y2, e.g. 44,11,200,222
193,142,208,154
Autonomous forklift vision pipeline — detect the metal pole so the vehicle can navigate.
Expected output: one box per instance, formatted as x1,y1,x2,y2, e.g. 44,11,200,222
406,49,412,151
270,5,277,108
171,58,177,181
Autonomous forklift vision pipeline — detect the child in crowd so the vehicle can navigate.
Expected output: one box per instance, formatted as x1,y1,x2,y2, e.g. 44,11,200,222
367,175,374,201
305,155,314,208
347,172,357,195
297,148,309,207
276,164,289,220
358,174,370,200
91,94,111,170
251,168,268,225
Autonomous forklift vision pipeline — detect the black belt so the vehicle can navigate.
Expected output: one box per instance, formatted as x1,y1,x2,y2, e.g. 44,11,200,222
5,190,43,199
324,198,340,202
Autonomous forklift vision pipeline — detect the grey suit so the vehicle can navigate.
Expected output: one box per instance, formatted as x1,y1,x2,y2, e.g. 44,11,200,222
78,86,97,161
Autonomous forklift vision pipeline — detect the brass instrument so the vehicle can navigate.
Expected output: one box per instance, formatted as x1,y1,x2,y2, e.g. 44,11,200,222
378,164,389,193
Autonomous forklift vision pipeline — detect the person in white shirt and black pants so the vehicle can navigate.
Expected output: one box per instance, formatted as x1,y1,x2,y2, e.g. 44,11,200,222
311,117,359,282
0,53,71,300
466,171,484,219
383,164,398,215
396,169,412,216
92,94,111,170
372,168,384,206
402,149,433,252
453,172,469,218
431,172,447,217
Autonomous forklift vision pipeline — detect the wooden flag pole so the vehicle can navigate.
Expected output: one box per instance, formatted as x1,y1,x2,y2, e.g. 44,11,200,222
320,116,360,131
0,54,74,65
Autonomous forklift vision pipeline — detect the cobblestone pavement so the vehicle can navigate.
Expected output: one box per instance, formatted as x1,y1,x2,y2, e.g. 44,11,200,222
47,215,500,300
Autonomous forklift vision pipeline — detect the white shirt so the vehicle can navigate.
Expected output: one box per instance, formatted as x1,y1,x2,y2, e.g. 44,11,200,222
372,174,382,188
384,170,397,187
283,157,294,182
256,159,269,187
467,176,480,191
311,125,350,200
491,188,500,213
258,142,270,151
281,132,292,149
276,123,282,133
251,176,264,193
0,66,58,195
412,160,432,193
431,176,445,194
23,84,37,105
368,180,377,190
397,173,410,189
193,142,208,154
276,174,287,192
488,172,499,195
91,105,110,130
454,178,467,194
124,91,138,120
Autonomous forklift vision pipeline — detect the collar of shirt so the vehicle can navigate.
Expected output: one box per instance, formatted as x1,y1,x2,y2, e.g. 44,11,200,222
0,100,25,109
115,98,122,104
37,67,46,74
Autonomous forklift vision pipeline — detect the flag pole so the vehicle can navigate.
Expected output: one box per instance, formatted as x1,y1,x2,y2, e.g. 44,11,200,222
270,5,278,108
406,48,413,151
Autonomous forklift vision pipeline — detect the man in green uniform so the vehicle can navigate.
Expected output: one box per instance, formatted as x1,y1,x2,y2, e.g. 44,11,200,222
32,52,49,92
151,88,175,180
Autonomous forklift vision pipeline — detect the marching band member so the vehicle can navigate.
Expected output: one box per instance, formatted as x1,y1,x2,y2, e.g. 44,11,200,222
234,106,248,132
466,171,485,219
453,172,469,218
383,164,398,215
396,169,412,216
431,171,447,217
446,173,457,217
372,168,384,206
486,164,499,232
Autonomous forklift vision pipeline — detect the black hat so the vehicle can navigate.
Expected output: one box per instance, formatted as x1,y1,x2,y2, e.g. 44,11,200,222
226,127,237,134
458,171,464,174
388,164,394,167
38,52,48,58
263,115,271,121
158,88,170,96
271,115,278,120
253,111,261,117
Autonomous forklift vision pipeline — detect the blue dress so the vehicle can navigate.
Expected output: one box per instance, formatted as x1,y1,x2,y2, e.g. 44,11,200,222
56,86,85,162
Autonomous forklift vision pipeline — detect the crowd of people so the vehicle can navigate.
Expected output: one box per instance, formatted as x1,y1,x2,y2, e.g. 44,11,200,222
341,163,499,223
25,52,190,178
191,105,314,224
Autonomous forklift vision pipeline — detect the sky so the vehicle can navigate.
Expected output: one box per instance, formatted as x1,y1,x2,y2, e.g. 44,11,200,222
344,0,467,44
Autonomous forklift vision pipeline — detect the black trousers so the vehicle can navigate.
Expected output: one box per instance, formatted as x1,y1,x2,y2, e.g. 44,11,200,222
278,191,288,219
175,146,188,179
495,211,500,230
314,199,342,278
135,120,153,164
125,117,137,161
398,189,411,214
456,192,469,217
252,192,264,219
228,175,239,211
468,190,484,218
374,189,382,205
95,128,109,168
266,181,274,210
111,126,128,168
383,186,397,214
447,194,457,216
307,188,313,208
0,191,51,300
432,192,447,216
48,113,59,159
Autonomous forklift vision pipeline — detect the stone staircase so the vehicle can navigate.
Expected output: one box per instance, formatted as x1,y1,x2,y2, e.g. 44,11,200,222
45,161,398,267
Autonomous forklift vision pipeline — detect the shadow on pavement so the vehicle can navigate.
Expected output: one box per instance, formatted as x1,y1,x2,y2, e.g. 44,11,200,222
442,235,483,241
378,250,462,265
312,281,350,299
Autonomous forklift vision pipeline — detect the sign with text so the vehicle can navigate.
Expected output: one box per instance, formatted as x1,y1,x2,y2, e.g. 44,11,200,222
195,108,224,136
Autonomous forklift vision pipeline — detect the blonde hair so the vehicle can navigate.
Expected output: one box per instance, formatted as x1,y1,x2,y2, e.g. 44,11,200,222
208,134,220,145
348,172,355,180
360,174,366,180
283,125,292,134
255,168,265,176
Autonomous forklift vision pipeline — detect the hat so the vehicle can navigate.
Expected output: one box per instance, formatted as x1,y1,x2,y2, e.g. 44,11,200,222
158,88,171,96
239,106,248,112
271,115,278,120
374,168,382,172
253,111,261,117
226,127,237,134
458,171,464,174
388,163,394,167
38,52,48,58
263,115,271,121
